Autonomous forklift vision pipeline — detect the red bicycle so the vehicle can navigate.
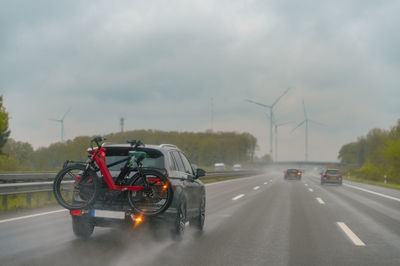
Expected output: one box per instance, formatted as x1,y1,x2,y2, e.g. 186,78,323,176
53,137,173,216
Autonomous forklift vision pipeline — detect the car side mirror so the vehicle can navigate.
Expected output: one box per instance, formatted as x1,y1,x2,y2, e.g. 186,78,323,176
196,168,206,178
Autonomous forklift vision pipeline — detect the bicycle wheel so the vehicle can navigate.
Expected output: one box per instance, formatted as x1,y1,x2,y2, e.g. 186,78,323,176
127,169,173,216
53,164,99,210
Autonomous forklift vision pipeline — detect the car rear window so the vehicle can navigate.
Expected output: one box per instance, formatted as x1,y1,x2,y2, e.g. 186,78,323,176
106,155,164,171
326,170,339,175
287,169,299,173
105,147,165,171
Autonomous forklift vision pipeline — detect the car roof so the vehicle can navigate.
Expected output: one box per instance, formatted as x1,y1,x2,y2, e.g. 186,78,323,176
103,143,182,154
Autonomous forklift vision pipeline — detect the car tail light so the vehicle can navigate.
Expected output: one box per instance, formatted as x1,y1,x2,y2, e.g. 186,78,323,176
70,210,82,216
338,174,342,178
323,174,328,177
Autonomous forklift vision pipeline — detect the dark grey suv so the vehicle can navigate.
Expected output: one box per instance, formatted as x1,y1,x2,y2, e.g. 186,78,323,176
71,143,206,239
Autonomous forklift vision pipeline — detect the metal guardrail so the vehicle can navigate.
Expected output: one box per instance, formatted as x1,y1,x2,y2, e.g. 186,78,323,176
0,170,260,194
0,173,56,183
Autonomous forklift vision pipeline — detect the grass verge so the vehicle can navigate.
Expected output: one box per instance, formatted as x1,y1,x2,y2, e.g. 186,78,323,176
344,176,400,190
200,174,254,184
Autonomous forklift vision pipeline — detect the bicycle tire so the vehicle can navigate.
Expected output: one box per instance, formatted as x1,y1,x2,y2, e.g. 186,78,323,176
127,169,173,216
53,164,99,210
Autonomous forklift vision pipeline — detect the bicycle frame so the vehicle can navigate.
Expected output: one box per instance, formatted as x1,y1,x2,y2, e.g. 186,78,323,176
88,147,145,192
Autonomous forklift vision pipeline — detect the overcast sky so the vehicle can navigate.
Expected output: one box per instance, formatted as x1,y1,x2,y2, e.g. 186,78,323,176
1,0,400,161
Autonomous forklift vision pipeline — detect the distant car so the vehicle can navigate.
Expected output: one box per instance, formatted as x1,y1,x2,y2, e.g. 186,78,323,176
233,164,241,171
284,169,302,180
214,163,225,171
321,169,342,185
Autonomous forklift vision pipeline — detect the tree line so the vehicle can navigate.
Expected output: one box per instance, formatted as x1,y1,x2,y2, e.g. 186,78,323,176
338,119,400,184
0,130,258,171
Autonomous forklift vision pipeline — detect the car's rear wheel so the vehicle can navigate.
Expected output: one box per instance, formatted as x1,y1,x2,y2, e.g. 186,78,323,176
72,215,94,239
127,170,173,217
171,198,186,240
190,193,205,232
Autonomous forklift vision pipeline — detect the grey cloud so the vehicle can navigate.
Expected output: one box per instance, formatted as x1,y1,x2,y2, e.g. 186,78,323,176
1,0,400,160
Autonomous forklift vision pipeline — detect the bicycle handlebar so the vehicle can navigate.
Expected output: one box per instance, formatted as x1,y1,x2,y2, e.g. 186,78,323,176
127,140,144,150
91,137,106,149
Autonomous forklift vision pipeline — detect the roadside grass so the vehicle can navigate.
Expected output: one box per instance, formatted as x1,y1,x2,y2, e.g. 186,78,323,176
344,176,400,190
200,174,255,184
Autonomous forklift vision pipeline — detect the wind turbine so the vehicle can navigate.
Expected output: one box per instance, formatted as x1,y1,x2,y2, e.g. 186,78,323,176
246,88,291,158
273,120,294,162
49,108,71,142
264,112,294,162
292,100,324,161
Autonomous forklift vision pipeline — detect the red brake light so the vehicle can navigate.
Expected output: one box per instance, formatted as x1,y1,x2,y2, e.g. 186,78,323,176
323,174,328,177
70,210,82,216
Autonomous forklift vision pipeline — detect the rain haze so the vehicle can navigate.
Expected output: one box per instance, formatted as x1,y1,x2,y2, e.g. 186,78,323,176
1,0,400,161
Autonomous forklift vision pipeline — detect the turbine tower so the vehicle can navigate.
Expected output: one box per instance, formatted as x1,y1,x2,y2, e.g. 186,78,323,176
246,88,291,158
292,100,324,161
273,120,293,162
49,108,70,142
265,113,294,162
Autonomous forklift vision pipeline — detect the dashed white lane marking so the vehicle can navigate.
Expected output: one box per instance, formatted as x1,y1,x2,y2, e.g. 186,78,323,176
232,194,245,201
337,222,366,246
316,197,325,204
270,179,272,182
308,188,314,192
253,186,260,190
264,182,268,185
344,183,400,203
305,183,308,186
0,209,68,224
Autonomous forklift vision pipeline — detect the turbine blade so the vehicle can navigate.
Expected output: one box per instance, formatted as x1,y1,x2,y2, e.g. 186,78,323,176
49,118,62,123
291,120,305,133
245,99,271,109
302,99,308,119
309,119,326,127
61,107,71,120
276,121,295,127
271,87,291,107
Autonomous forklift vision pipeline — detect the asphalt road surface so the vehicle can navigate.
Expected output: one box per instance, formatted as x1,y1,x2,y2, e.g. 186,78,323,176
1,172,400,266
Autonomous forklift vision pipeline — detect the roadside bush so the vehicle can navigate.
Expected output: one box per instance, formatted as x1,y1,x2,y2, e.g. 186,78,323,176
354,160,385,182
0,155,20,171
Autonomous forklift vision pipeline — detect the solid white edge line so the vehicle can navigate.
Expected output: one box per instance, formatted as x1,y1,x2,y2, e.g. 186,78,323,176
316,197,325,204
337,222,366,246
344,183,400,202
0,209,68,224
308,188,314,192
253,186,260,190
232,194,245,201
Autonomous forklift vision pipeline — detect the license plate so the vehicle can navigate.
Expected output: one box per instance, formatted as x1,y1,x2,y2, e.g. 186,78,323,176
92,210,125,219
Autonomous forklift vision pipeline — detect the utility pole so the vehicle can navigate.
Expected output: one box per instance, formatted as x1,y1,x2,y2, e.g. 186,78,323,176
120,117,124,132
211,97,214,132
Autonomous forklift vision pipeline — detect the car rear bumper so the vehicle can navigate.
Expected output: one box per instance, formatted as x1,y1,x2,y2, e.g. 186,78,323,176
321,178,342,183
70,207,177,228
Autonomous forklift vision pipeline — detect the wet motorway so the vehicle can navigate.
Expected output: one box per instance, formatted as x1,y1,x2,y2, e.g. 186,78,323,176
1,173,400,266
